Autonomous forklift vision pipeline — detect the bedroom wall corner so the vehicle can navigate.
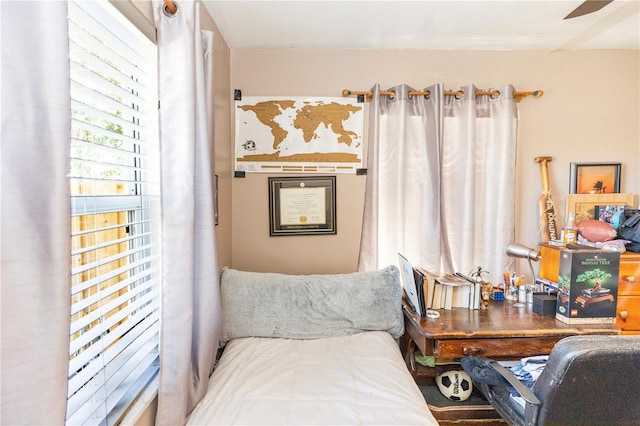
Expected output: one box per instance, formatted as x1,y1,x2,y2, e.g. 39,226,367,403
200,0,233,273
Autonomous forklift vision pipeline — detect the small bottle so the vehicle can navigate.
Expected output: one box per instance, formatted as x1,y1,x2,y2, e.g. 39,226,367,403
563,211,577,244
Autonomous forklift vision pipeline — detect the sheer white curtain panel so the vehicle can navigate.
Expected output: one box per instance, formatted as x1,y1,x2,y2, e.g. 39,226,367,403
359,83,518,289
1,2,71,423
358,84,444,272
152,1,221,424
441,84,518,285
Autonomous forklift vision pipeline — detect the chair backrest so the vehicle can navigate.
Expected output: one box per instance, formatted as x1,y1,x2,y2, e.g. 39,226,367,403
527,335,640,425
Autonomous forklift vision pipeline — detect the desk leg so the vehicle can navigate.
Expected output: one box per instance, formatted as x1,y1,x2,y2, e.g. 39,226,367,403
407,339,417,378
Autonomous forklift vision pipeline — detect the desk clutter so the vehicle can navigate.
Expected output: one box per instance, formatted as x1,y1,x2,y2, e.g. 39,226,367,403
398,253,488,315
399,242,632,328
500,269,545,305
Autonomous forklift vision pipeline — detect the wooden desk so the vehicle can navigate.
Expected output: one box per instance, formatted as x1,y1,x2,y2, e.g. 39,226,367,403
403,301,620,377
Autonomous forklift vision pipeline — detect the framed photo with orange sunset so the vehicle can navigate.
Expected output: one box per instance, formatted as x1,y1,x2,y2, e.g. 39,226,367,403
569,162,621,194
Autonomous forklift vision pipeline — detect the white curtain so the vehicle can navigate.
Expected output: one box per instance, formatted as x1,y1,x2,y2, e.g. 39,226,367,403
153,1,221,425
359,83,518,286
1,2,71,424
359,84,444,272
441,85,518,285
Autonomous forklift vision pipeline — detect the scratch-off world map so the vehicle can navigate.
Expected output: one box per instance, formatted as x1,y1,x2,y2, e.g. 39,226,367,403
235,97,364,173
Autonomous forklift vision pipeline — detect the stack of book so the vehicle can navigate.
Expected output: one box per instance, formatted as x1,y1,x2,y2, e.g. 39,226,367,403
414,267,481,311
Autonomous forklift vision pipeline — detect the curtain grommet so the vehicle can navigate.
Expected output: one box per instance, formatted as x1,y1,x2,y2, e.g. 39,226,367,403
490,90,501,99
162,0,179,17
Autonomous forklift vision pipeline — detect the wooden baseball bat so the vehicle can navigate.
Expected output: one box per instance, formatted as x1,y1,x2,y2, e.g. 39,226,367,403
534,156,558,242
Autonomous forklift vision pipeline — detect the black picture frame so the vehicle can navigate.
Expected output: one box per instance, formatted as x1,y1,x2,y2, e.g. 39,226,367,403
268,176,336,236
569,162,621,194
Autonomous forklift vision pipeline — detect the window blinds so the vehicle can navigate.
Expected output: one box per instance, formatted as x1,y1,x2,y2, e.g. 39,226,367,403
66,1,160,424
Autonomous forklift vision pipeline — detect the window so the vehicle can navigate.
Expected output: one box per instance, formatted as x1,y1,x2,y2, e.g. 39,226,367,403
66,1,160,424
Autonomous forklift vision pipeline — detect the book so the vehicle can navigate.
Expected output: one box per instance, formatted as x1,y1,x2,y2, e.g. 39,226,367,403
453,271,484,309
432,272,472,309
443,285,453,310
473,281,481,309
432,282,444,309
425,272,436,309
413,267,426,315
454,284,471,308
415,269,475,310
432,272,470,287
414,267,436,311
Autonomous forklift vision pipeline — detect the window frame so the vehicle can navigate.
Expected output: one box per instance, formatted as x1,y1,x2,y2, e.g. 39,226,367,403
66,1,161,424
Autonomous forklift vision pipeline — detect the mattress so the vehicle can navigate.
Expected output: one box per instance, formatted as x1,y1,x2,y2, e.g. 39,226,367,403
187,331,438,425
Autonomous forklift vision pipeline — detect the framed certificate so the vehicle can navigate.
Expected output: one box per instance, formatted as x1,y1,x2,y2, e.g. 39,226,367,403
268,176,336,236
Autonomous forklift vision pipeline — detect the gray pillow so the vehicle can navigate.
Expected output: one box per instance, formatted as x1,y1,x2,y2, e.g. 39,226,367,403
219,265,404,346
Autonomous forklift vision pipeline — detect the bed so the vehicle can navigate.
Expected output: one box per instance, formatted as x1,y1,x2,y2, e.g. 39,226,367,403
187,265,438,425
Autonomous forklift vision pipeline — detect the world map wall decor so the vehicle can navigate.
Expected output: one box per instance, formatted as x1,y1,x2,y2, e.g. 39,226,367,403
234,96,364,174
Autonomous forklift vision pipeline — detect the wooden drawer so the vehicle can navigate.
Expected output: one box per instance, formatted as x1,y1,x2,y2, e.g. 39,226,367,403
619,258,640,296
433,337,562,360
617,295,640,334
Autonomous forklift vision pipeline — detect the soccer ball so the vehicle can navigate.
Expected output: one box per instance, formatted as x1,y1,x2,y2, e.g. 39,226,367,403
436,370,473,402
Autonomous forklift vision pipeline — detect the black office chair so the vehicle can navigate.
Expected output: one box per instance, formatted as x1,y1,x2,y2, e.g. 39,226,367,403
461,335,640,426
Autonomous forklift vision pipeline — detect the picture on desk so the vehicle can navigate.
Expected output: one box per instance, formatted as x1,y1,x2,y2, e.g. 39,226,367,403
594,204,626,224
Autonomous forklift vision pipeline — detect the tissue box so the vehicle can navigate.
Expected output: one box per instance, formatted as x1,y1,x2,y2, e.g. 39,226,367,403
555,249,620,324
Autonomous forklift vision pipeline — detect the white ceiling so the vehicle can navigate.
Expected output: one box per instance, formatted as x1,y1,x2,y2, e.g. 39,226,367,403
202,0,640,50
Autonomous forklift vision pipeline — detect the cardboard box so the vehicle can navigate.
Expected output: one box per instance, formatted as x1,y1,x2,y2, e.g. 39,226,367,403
555,249,620,324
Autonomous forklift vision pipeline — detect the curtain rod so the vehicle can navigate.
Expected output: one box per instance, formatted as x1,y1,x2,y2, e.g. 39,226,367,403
342,89,543,103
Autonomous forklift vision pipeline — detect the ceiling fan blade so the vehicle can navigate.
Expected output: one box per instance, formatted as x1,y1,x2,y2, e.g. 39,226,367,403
564,0,614,19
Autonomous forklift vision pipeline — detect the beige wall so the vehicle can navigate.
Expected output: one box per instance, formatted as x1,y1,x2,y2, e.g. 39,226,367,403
202,4,233,272
230,49,639,275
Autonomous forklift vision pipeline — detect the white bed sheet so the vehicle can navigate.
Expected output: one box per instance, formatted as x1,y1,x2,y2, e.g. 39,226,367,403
187,331,438,425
